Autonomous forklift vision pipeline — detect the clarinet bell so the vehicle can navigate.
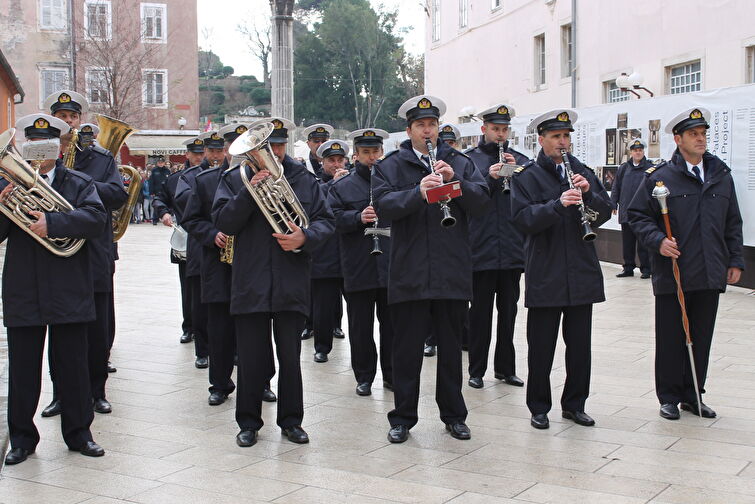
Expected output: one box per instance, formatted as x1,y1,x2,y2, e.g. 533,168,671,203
370,235,383,256
582,222,597,242
440,204,456,228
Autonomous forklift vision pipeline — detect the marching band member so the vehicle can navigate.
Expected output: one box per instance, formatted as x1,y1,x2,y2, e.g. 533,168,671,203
310,139,349,363
438,123,461,150
328,128,394,396
628,108,743,420
510,109,612,430
372,95,489,443
41,90,127,417
2,113,107,464
212,118,334,447
302,123,334,177
466,104,527,389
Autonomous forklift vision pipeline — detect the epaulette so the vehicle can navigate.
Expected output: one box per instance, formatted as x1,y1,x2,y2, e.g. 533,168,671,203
381,149,398,159
645,160,666,176
196,166,219,180
514,159,535,174
463,146,476,155
90,144,112,157
221,165,240,178
450,149,472,161
66,168,95,183
583,165,596,174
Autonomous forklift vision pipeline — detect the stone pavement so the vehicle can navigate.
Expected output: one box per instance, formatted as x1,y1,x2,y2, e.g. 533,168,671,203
1,223,754,503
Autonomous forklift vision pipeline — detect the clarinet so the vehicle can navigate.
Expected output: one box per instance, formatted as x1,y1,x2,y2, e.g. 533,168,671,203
560,149,597,242
498,142,511,193
425,138,456,227
364,166,390,255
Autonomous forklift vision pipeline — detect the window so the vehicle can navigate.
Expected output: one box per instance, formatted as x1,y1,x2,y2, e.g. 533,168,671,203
604,81,629,103
491,0,501,10
459,0,468,28
39,0,66,31
141,3,167,42
84,0,111,40
39,67,70,107
431,0,440,42
143,69,168,107
561,24,573,78
667,60,701,94
86,68,110,104
534,33,546,88
747,46,755,84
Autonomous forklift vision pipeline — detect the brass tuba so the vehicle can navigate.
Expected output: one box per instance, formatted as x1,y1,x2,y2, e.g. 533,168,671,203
0,128,85,257
228,122,309,252
95,114,140,242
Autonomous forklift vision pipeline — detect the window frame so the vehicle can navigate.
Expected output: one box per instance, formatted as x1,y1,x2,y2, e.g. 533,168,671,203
604,80,629,103
83,0,112,41
143,68,168,109
561,23,573,79
746,45,755,84
431,0,441,42
38,0,67,32
141,2,168,43
491,0,502,11
534,33,546,89
458,0,468,29
38,66,71,108
86,67,111,105
666,60,702,95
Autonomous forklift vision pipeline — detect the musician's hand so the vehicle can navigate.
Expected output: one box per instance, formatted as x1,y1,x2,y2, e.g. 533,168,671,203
612,209,617,215
215,232,228,248
251,169,270,186
572,174,590,193
361,205,377,224
272,221,306,251
489,163,503,180
432,161,454,182
502,152,516,164
420,173,443,201
334,168,349,179
161,213,173,227
659,237,680,258
559,188,582,207
29,211,48,237
727,267,742,284
0,182,14,203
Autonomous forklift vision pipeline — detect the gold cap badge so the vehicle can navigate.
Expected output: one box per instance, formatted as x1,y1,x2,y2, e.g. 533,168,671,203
34,118,50,129
58,93,71,103
273,119,284,129
418,98,432,109
557,112,570,122
497,106,508,115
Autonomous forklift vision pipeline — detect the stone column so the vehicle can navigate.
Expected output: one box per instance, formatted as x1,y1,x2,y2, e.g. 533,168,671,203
270,0,294,122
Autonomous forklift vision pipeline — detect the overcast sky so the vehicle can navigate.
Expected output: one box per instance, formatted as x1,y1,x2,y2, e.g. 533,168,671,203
196,0,426,79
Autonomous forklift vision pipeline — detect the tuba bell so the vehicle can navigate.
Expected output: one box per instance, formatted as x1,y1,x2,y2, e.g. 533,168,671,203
0,128,86,257
95,114,140,242
228,122,309,252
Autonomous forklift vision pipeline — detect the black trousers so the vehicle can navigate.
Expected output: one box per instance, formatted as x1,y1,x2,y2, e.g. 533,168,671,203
187,275,209,358
655,290,719,405
621,223,651,274
207,302,236,395
50,291,110,401
107,289,115,351
526,304,592,415
312,277,343,355
178,261,192,334
235,312,304,431
344,288,393,385
388,300,468,428
468,269,521,379
8,323,94,451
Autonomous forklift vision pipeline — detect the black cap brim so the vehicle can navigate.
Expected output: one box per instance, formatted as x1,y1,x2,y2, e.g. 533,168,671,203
406,107,440,124
672,118,709,135
50,103,82,114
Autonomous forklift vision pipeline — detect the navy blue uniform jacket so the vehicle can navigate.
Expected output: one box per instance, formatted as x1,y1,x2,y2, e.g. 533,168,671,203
372,139,489,304
611,157,653,224
327,162,390,293
212,155,335,316
627,149,744,296
466,139,527,272
0,167,107,326
510,150,612,308
310,172,342,280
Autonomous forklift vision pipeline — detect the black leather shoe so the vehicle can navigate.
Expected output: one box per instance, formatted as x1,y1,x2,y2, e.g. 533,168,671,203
93,398,112,414
616,270,634,277
107,361,117,373
387,425,409,443
41,399,62,417
300,328,313,340
236,430,257,447
562,410,595,426
640,272,651,279
263,388,277,402
4,447,33,465
356,382,372,396
180,331,193,344
495,373,524,387
195,356,209,369
314,352,328,363
468,377,484,389
333,328,345,339
445,422,471,440
659,403,680,420
382,381,393,391
208,391,228,406
423,344,436,357
73,441,105,457
281,426,309,444
531,413,549,429
681,402,716,418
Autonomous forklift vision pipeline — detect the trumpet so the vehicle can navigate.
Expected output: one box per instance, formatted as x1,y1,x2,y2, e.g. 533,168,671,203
497,142,519,193
364,165,390,256
560,148,598,241
424,138,456,228
62,128,80,169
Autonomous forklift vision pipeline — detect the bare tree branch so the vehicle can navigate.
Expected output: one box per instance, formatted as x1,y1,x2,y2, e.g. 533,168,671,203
237,15,272,89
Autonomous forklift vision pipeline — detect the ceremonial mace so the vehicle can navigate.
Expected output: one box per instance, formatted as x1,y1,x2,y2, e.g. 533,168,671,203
652,181,703,417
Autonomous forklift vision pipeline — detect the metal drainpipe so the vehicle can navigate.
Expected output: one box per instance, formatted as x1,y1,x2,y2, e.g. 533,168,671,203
571,0,577,108
69,0,76,90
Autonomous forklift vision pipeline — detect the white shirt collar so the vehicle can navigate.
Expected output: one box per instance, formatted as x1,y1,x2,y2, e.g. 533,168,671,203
42,166,56,185
413,146,437,168
685,159,704,182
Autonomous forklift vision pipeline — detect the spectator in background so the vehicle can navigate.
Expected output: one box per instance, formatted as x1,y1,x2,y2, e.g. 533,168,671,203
140,170,151,223
149,157,171,225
